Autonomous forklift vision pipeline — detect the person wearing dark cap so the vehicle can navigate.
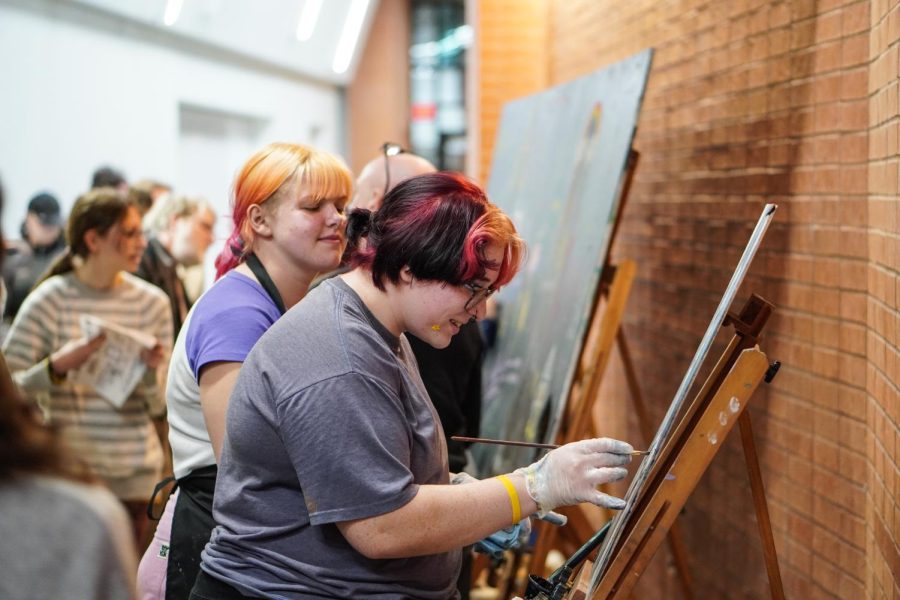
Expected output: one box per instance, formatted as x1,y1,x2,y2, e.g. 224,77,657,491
2,192,67,321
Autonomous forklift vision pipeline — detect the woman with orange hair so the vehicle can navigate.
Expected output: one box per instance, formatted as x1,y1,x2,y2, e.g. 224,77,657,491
136,142,353,599
193,173,635,599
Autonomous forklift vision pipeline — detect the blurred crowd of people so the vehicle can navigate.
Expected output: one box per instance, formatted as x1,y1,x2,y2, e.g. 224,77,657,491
0,165,218,598
0,145,634,600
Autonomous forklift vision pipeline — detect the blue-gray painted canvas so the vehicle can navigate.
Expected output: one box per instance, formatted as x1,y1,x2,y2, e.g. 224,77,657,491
478,49,653,475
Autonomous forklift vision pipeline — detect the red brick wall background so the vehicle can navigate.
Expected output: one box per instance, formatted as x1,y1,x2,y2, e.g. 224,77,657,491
475,0,549,185
477,0,898,597
348,0,410,174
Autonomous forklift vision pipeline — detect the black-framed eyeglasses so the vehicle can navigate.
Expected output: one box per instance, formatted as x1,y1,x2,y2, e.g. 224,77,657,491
381,142,407,197
462,281,496,312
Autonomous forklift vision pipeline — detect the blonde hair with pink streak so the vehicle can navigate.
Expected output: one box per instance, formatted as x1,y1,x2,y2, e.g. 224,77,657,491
214,142,353,278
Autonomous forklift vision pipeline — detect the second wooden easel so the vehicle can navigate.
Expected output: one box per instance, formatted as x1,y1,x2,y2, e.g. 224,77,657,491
488,149,694,599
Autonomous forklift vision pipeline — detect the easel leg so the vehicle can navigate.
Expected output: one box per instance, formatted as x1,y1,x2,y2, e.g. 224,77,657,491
527,520,557,580
738,411,785,600
617,329,694,600
497,549,523,600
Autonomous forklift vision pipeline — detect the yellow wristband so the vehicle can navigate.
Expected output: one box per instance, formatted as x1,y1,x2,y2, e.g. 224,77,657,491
496,474,521,524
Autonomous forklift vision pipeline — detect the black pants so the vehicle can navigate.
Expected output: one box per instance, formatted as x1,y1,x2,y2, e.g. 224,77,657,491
189,570,264,600
166,465,218,600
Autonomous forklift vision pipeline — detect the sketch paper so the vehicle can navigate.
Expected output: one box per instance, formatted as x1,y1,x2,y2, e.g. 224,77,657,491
69,314,156,408
587,204,778,594
478,49,653,474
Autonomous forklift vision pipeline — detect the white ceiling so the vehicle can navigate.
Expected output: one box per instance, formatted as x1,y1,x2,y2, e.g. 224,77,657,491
72,0,380,85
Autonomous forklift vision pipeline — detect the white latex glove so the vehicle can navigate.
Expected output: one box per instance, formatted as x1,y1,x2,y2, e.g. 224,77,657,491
514,437,633,514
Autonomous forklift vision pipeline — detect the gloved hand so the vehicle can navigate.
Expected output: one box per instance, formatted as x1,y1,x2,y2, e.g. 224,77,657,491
514,437,633,514
473,521,530,559
451,472,531,557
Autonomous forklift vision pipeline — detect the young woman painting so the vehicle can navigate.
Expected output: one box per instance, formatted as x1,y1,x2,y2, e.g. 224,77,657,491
193,172,634,599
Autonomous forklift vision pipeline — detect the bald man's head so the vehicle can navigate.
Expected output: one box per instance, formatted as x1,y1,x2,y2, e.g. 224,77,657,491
353,152,437,212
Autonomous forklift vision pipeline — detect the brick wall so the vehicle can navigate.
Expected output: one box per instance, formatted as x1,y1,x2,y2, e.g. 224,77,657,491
348,0,410,173
475,0,549,184
866,2,900,596
477,0,898,597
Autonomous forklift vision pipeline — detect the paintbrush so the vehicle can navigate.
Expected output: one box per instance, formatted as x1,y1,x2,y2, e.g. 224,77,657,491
451,435,650,456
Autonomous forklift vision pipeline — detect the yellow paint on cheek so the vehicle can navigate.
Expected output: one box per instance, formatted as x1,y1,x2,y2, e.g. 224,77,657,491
431,324,441,331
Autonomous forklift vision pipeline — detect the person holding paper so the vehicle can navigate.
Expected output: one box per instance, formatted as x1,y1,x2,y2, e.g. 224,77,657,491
2,187,173,548
140,142,353,600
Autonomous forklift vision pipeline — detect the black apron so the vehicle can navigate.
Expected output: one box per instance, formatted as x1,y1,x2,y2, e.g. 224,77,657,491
166,254,285,600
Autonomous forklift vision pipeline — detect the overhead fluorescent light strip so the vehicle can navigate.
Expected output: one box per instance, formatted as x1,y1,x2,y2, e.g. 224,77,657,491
296,0,324,41
332,0,370,74
163,0,183,26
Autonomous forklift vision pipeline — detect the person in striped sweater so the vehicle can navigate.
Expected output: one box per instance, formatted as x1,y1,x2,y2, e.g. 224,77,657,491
2,187,174,548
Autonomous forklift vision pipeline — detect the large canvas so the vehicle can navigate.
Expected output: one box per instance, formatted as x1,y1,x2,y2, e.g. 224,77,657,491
477,50,653,475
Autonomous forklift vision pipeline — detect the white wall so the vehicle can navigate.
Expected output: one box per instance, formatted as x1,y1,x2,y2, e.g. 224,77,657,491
0,1,344,248
178,106,267,291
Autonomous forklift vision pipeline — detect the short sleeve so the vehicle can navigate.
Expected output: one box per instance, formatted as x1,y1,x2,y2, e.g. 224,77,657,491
276,372,419,525
186,302,277,379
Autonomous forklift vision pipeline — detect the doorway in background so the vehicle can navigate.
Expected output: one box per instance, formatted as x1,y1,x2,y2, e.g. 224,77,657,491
177,103,266,297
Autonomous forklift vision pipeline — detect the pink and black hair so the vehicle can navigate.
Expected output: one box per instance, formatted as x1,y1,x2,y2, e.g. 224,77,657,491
346,172,524,290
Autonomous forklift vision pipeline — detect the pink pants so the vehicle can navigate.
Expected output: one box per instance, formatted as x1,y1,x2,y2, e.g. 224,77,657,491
136,488,178,600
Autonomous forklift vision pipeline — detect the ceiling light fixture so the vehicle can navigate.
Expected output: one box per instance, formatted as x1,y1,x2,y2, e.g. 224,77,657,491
163,0,183,26
296,0,323,41
332,0,370,74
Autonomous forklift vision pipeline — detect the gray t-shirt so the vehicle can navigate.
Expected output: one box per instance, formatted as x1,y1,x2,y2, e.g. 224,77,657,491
201,277,460,599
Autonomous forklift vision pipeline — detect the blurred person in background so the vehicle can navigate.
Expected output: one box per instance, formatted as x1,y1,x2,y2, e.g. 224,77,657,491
352,143,437,212
2,188,173,548
0,176,138,600
131,179,172,216
128,186,155,218
2,192,67,323
92,165,128,191
137,194,216,338
354,146,484,475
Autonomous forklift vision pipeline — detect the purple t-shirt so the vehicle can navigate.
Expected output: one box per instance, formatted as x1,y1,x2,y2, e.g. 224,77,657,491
168,270,283,480
185,271,282,378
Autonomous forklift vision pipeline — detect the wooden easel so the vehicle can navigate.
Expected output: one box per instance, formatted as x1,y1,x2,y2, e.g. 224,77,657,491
479,148,642,598
520,149,693,598
477,149,692,599
494,257,638,599
565,294,785,599
524,287,697,599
